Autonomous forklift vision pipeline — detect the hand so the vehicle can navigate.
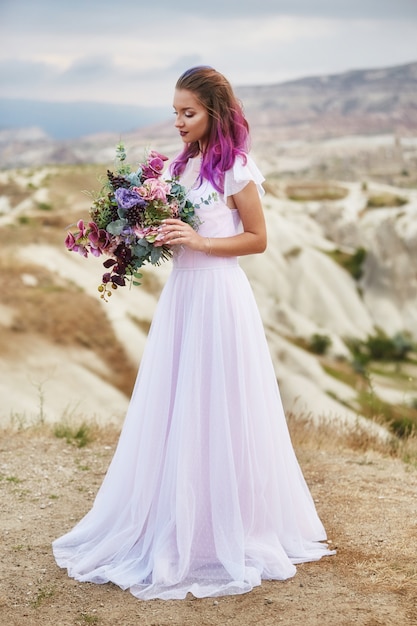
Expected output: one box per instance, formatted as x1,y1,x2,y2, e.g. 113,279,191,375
160,218,206,252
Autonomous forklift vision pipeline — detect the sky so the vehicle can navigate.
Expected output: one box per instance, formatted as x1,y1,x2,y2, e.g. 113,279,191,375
0,0,416,109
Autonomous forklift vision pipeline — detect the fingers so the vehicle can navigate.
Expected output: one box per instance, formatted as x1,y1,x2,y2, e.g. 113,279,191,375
159,223,189,245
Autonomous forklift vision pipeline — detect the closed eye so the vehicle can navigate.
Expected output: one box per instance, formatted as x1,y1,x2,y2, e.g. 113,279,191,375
173,110,195,118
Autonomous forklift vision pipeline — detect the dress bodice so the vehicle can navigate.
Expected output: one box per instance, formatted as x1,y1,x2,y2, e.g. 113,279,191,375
173,155,264,270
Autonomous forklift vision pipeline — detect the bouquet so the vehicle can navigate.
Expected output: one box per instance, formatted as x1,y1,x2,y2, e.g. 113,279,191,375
65,143,198,300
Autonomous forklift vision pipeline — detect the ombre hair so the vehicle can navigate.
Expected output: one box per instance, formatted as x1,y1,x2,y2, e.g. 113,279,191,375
170,66,250,193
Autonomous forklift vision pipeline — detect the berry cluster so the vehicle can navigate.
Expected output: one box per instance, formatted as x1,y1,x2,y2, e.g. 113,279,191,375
125,204,145,226
106,170,130,190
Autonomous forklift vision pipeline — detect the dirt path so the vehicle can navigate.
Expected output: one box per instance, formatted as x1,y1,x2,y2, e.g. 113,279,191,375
1,428,416,626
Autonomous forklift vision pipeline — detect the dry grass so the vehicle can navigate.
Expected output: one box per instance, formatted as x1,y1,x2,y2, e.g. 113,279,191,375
285,182,348,202
0,178,32,208
286,410,417,463
1,414,417,625
0,256,137,396
366,192,408,209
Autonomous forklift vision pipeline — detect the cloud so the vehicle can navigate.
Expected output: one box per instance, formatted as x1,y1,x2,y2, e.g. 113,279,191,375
0,2,416,106
59,56,116,84
0,0,417,27
0,58,56,84
0,53,203,105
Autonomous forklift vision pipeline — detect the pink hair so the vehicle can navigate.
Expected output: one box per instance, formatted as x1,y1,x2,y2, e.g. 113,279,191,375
170,66,250,193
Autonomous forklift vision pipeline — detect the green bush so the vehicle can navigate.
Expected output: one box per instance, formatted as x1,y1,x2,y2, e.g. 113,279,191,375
367,332,413,361
36,202,53,211
347,331,414,366
309,333,332,355
345,247,367,280
328,247,367,280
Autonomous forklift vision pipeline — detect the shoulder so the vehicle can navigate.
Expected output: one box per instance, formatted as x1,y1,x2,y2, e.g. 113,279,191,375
224,153,265,199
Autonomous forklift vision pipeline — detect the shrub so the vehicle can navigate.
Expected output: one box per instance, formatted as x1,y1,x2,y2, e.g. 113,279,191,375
367,332,414,361
347,331,414,366
36,202,53,211
328,247,367,280
309,333,332,355
366,193,407,208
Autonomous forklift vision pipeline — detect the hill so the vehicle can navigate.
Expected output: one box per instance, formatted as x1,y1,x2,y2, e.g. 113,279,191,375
0,158,416,439
0,60,416,169
0,59,416,444
238,60,417,140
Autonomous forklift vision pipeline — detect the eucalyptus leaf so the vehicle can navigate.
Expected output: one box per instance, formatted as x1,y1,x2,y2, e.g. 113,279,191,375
132,240,151,254
107,219,128,235
150,247,163,264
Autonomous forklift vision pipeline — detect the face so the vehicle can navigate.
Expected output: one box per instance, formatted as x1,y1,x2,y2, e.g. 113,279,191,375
173,89,210,151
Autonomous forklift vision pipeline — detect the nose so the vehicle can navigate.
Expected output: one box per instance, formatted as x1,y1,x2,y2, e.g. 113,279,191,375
175,115,184,129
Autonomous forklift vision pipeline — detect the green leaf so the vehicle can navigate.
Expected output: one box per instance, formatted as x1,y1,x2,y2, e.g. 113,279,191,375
132,241,151,255
150,246,163,264
106,219,128,235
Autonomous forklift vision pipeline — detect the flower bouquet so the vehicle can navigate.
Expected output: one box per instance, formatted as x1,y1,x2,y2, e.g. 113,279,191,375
65,143,198,300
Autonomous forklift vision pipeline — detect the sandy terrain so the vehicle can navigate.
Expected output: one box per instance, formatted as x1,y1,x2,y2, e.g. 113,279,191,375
1,423,416,626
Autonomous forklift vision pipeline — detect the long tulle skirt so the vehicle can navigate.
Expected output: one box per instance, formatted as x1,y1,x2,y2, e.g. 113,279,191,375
53,262,333,599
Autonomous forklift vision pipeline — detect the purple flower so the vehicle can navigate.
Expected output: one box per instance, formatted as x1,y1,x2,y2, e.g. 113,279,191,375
115,187,146,210
149,150,169,162
65,222,89,257
65,231,77,251
140,151,168,179
88,222,111,256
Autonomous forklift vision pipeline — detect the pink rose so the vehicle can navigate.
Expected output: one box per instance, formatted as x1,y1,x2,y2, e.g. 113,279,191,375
134,225,165,245
169,200,179,218
134,179,170,203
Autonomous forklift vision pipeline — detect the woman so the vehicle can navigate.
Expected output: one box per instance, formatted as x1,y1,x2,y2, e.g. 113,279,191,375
53,66,334,600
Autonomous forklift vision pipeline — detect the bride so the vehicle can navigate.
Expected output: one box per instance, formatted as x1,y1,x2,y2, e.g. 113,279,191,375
53,65,334,600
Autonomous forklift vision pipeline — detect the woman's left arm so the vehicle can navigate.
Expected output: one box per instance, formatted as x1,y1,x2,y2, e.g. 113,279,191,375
162,180,267,256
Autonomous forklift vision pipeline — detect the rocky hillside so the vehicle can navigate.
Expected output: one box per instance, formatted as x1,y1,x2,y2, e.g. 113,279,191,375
0,154,416,436
0,61,416,169
1,60,416,435
238,60,417,140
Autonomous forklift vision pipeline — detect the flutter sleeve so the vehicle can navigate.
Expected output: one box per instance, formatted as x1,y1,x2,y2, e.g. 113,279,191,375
223,154,265,200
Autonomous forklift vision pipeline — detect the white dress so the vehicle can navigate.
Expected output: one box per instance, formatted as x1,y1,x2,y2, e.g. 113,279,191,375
53,154,334,600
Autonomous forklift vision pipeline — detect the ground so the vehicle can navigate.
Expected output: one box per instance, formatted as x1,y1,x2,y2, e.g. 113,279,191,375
1,422,416,626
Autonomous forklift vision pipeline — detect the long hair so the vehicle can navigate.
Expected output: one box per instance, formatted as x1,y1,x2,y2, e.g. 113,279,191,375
170,66,250,193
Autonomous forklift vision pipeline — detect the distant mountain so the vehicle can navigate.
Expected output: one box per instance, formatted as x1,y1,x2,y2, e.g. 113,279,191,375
237,60,417,140
0,99,168,140
0,61,416,169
